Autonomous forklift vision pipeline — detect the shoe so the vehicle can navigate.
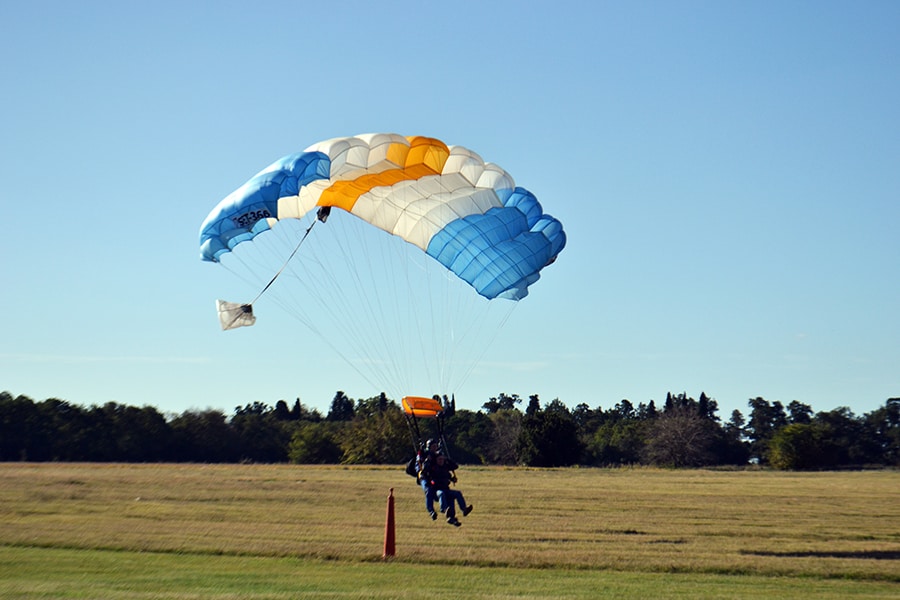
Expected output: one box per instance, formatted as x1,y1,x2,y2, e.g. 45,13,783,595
447,517,461,527
462,505,473,517
429,511,437,521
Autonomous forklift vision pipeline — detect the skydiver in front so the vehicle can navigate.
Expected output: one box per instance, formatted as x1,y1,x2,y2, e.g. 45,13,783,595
421,452,473,526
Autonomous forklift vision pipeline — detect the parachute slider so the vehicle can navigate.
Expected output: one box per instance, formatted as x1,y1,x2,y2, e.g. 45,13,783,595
217,300,256,331
402,396,444,419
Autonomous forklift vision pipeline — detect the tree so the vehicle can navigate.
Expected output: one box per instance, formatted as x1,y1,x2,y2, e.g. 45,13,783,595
89,403,171,462
787,400,813,424
643,402,717,467
338,402,408,464
446,409,493,464
482,393,521,414
698,392,719,421
169,409,239,462
230,402,291,462
353,393,391,419
615,399,635,420
726,409,745,437
572,402,599,430
288,398,322,422
36,398,89,461
486,409,522,465
639,400,658,420
0,393,41,460
81,403,121,461
746,397,787,464
584,403,648,466
288,422,342,464
813,407,872,466
768,423,827,470
125,405,172,461
518,399,581,467
326,391,355,421
7,386,898,468
865,398,900,466
717,410,751,465
274,400,292,421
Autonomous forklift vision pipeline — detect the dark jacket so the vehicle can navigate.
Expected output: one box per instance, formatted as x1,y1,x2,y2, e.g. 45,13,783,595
422,455,458,491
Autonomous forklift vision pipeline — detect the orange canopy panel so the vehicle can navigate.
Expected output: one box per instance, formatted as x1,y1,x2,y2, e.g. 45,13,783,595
402,396,444,418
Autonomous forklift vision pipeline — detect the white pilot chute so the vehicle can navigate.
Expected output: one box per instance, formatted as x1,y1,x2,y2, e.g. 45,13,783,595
216,300,256,330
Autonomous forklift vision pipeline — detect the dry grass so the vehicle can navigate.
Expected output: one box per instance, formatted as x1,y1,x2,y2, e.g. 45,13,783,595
1,463,898,583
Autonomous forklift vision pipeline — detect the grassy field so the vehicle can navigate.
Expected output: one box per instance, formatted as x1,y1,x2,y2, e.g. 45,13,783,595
0,463,897,598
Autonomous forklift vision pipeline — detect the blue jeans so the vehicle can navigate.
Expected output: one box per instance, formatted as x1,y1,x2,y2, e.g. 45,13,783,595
420,479,437,514
436,488,466,517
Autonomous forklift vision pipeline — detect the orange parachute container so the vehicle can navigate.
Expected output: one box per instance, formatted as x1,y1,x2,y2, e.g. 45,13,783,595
402,396,444,419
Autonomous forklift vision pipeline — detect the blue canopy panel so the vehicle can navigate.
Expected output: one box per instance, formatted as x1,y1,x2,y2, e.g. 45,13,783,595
425,188,566,300
199,152,330,262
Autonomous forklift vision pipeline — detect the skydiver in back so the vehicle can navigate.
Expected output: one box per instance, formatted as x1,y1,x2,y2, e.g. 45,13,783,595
415,439,440,520
421,452,473,527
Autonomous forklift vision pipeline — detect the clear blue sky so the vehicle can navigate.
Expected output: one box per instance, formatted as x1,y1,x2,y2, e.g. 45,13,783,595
2,1,898,420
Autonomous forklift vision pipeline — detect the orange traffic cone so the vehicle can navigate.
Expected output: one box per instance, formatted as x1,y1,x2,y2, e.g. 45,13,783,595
383,487,395,558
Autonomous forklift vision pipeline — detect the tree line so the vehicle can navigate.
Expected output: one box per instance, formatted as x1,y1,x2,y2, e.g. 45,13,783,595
1,390,897,470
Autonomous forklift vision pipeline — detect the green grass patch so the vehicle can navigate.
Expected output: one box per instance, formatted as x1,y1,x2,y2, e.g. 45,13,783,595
3,545,898,599
1,464,898,598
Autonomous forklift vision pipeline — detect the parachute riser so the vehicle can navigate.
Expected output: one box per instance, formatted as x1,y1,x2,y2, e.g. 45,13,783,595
435,413,458,485
401,395,457,483
404,412,424,456
436,412,452,462
404,409,452,457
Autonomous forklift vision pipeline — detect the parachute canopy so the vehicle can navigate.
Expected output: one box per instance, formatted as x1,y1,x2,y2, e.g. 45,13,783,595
402,396,444,419
199,134,566,300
